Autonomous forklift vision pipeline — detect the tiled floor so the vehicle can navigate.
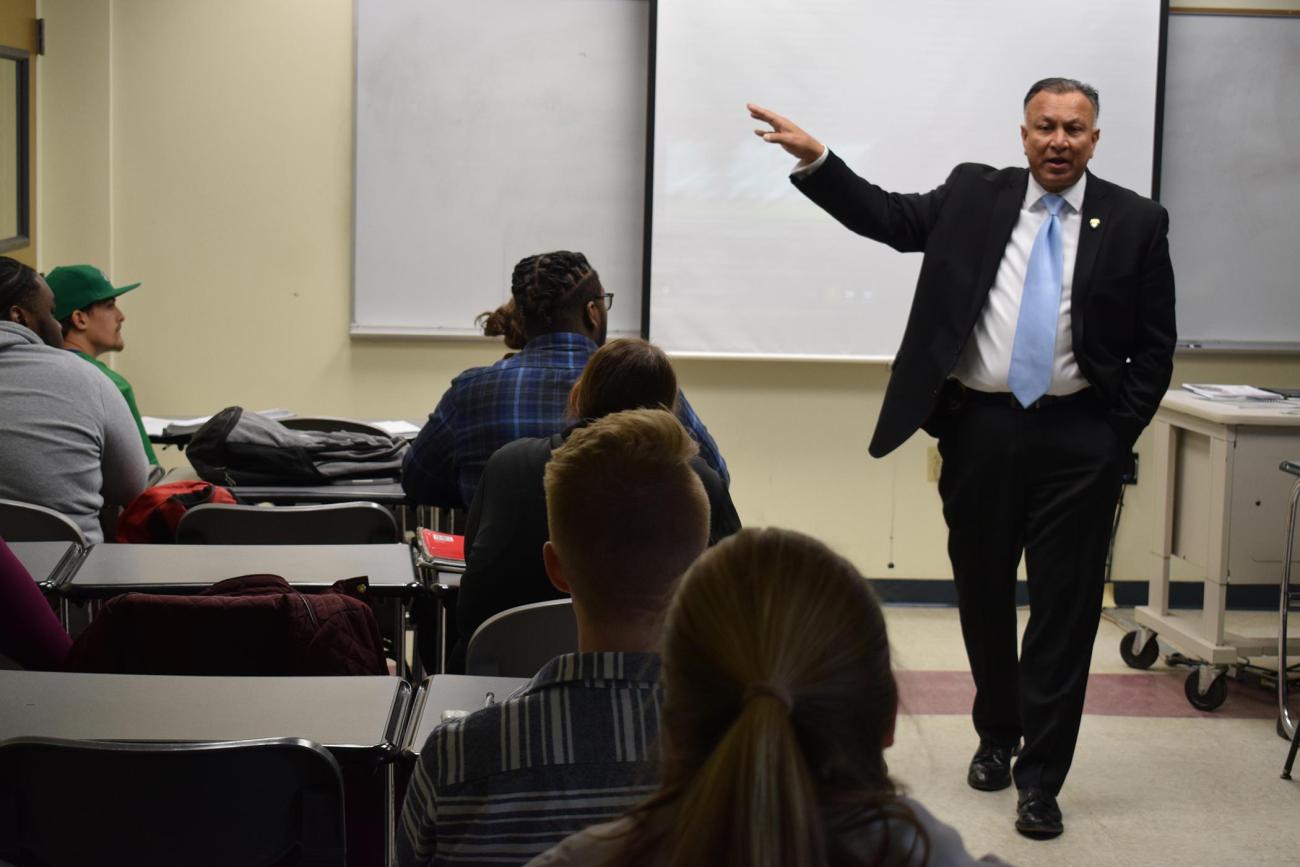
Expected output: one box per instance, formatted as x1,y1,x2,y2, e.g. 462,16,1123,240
881,606,1299,866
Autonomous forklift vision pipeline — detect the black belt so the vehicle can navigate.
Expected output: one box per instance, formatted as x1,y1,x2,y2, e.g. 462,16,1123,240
956,382,1092,411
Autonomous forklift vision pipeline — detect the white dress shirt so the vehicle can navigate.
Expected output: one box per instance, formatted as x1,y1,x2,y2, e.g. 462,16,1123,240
951,173,1088,395
793,149,1089,396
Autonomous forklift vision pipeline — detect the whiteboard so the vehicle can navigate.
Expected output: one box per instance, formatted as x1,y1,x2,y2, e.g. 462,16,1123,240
647,0,1163,359
352,0,648,337
1159,12,1300,349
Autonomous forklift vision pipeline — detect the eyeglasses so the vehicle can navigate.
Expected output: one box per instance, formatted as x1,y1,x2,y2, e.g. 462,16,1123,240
592,293,614,311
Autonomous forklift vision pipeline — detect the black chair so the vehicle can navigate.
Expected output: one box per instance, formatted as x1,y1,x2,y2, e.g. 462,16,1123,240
174,502,400,545
465,599,577,676
0,736,346,866
0,498,86,545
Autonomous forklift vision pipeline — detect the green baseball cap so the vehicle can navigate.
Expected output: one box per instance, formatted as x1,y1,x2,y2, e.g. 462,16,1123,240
46,265,141,321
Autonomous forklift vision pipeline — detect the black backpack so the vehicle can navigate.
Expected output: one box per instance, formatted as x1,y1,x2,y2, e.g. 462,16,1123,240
187,407,408,485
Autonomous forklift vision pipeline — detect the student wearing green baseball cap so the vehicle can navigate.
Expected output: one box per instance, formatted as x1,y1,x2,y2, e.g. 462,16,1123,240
45,264,157,465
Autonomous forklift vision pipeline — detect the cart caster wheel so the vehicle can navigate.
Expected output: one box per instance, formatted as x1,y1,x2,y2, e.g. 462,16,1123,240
1119,630,1159,669
1185,669,1228,711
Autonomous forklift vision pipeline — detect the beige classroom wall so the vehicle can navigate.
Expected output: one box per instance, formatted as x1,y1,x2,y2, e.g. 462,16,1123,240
37,0,1300,583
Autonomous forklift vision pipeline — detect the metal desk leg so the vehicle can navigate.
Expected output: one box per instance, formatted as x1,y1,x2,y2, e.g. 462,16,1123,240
385,763,396,866
438,600,449,674
392,601,407,680
1280,477,1299,743
1284,727,1300,780
409,593,424,681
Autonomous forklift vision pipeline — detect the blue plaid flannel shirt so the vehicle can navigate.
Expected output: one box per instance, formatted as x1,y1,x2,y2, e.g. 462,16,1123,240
401,332,729,508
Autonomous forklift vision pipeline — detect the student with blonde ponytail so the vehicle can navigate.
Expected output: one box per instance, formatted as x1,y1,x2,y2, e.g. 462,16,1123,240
530,528,1009,867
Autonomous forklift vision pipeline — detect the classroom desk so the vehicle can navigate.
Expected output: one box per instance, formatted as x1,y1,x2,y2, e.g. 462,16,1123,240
1133,390,1300,708
158,465,427,536
159,466,409,506
66,543,424,678
0,670,409,755
149,417,422,447
0,670,411,865
231,480,409,505
8,540,86,594
401,674,529,758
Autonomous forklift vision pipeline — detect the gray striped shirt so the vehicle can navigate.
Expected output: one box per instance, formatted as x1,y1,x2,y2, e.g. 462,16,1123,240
398,652,662,866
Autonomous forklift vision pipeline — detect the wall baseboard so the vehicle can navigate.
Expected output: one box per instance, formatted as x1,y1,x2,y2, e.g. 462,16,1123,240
870,579,1279,611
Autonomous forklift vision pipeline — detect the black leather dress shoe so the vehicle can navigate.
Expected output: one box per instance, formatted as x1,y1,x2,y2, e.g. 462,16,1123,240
967,741,1017,791
1015,789,1063,839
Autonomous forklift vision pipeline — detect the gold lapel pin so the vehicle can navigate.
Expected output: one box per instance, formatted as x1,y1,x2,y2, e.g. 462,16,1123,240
1089,217,1101,229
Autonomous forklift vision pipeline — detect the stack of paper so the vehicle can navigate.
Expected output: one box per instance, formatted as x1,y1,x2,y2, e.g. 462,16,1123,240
1181,384,1283,401
373,420,422,437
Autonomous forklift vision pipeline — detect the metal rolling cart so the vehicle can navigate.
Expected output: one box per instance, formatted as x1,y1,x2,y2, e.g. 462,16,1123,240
1118,391,1300,715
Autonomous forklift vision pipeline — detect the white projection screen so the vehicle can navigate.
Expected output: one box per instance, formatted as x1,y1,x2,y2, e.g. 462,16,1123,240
648,0,1163,360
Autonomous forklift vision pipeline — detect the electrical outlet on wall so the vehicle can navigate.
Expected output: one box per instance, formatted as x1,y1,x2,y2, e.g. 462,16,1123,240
927,446,942,482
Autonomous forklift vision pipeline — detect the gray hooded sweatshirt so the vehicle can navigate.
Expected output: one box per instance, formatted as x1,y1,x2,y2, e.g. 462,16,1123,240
0,321,148,542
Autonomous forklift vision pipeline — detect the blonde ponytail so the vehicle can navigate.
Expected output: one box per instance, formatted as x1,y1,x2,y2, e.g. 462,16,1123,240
604,528,929,867
666,695,824,867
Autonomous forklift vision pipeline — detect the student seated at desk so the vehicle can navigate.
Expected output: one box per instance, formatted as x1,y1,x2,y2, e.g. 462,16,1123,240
0,538,72,670
448,337,740,671
531,527,1009,867
399,409,712,867
401,250,728,510
45,264,159,467
0,258,148,543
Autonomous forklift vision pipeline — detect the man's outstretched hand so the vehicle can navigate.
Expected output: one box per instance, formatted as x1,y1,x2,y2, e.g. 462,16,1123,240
748,103,825,166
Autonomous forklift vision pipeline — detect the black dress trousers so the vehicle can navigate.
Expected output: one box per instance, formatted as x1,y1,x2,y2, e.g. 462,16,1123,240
935,384,1124,796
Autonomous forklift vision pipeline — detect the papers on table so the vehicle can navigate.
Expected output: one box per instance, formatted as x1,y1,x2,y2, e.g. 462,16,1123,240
142,409,294,438
1181,384,1284,401
141,415,212,437
144,411,417,442
372,420,422,437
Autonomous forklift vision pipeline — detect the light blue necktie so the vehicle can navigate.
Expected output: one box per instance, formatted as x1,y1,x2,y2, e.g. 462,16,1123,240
1008,193,1066,407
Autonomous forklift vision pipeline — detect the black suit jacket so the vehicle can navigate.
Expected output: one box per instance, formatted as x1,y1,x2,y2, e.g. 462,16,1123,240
793,152,1176,457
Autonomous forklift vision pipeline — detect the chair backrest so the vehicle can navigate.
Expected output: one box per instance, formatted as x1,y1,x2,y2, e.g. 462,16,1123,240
280,416,390,437
0,736,346,867
0,499,87,545
174,502,399,545
465,599,578,677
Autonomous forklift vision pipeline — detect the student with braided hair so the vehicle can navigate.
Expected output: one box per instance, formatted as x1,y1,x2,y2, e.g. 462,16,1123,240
530,528,1008,867
474,296,527,355
403,250,728,509
447,337,740,672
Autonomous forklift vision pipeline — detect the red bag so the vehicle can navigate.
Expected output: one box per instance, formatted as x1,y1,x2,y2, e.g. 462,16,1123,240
115,481,239,543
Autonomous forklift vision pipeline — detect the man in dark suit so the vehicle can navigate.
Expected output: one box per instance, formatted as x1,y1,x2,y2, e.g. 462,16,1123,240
750,78,1175,839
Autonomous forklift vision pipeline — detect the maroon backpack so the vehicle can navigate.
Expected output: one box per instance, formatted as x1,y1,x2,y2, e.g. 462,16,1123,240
64,574,387,676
